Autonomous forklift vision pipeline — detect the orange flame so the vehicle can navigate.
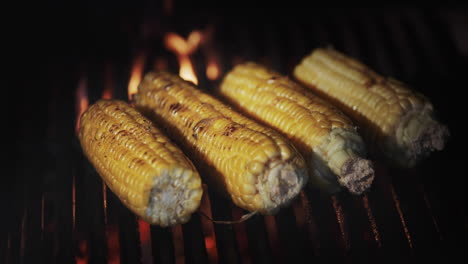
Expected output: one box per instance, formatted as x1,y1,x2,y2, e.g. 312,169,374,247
206,58,220,80
199,25,221,81
75,77,88,134
128,54,146,101
164,31,202,84
102,63,114,100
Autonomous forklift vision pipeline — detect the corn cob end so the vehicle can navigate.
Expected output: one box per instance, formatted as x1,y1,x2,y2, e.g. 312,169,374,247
256,160,308,214
318,128,375,194
339,157,374,194
145,167,202,227
393,108,449,167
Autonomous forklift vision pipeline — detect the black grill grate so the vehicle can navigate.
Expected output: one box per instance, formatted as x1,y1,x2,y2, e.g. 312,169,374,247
5,7,466,264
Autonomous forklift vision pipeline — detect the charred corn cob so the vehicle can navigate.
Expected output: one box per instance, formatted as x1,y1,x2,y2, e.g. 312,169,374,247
294,48,449,167
78,99,202,226
134,72,308,214
220,62,374,194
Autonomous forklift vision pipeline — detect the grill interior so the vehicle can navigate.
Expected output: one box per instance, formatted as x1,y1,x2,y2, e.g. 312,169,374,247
5,6,467,263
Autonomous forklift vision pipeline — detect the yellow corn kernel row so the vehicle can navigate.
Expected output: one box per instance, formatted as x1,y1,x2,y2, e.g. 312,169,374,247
294,48,449,167
78,99,202,226
220,62,374,194
134,72,308,214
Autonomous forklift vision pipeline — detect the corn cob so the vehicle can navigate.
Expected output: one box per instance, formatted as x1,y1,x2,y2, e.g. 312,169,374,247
134,72,308,214
294,48,449,167
78,99,202,227
220,62,374,194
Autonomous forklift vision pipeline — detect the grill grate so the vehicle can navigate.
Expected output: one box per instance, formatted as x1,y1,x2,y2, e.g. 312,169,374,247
6,7,466,264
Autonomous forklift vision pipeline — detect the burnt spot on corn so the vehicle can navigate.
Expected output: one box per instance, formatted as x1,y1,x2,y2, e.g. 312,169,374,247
169,103,185,114
223,124,241,136
108,124,120,133
192,118,218,140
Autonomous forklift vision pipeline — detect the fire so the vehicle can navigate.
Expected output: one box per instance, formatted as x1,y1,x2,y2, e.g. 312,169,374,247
75,76,88,134
206,58,220,80
128,54,146,101
164,31,202,84
102,63,114,100
200,25,221,81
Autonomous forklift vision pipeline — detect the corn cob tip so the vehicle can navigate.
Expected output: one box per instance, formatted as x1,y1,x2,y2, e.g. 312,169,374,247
420,122,449,151
317,128,375,194
338,157,374,195
394,110,450,167
258,160,308,214
146,167,202,227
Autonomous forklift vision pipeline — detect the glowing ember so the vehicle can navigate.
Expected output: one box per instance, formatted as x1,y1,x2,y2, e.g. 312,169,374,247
164,31,202,84
106,225,120,264
75,239,89,264
138,219,153,263
75,77,88,134
128,54,146,101
199,185,218,264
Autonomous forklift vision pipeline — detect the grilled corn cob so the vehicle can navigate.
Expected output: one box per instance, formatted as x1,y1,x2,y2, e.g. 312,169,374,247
220,62,374,194
294,48,449,167
134,72,308,214
78,99,202,226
